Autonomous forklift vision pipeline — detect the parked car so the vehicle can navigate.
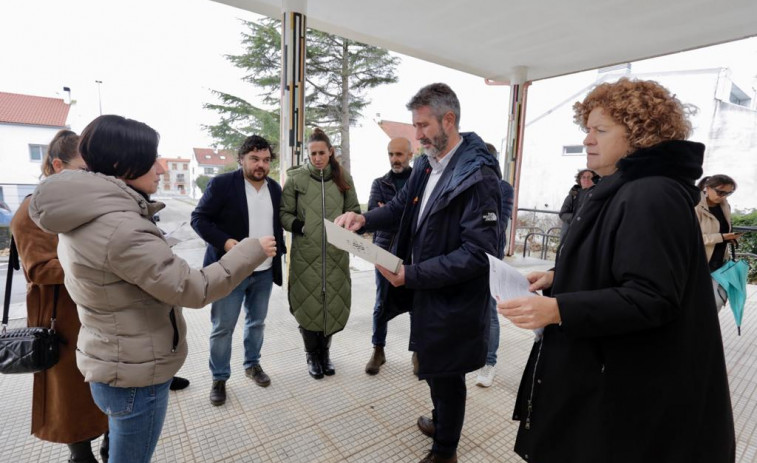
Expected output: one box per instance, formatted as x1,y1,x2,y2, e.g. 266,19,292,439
0,201,13,227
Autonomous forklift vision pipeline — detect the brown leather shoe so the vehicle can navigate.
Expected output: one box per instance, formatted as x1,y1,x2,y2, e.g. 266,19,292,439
417,415,435,437
419,450,458,463
365,346,386,375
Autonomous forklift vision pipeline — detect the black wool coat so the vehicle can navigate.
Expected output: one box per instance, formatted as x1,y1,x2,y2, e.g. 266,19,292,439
365,132,502,378
513,141,735,463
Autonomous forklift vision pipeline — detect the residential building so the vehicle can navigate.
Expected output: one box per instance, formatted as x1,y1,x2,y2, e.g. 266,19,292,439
377,119,422,154
0,91,70,211
190,148,235,197
157,157,190,196
193,148,235,177
519,67,757,214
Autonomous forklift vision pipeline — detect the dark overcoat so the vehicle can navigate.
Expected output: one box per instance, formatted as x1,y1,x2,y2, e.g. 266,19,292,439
512,141,735,463
191,169,285,286
368,168,412,251
365,132,502,378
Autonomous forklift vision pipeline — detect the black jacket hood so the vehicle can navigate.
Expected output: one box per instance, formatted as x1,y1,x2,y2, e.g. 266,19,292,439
614,140,704,206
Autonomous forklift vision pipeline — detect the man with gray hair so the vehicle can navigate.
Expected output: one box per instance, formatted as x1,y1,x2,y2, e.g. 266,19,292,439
336,83,502,463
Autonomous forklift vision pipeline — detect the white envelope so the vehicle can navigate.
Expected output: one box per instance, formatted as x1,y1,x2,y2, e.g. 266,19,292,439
324,220,403,273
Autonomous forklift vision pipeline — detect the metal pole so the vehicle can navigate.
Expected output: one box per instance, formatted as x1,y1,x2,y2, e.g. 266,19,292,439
280,0,307,185
504,66,530,256
95,80,103,115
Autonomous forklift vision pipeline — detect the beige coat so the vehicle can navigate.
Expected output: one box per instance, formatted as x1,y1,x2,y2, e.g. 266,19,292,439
10,196,108,443
29,171,267,387
695,192,732,263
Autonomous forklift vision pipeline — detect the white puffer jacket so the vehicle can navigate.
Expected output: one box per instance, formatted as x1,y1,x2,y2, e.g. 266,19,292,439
30,170,266,387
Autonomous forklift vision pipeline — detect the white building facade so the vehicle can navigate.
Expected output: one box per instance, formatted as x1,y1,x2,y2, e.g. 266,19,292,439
519,68,757,215
0,92,70,211
157,157,190,196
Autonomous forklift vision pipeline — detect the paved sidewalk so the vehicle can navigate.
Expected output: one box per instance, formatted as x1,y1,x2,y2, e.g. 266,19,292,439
1,256,755,462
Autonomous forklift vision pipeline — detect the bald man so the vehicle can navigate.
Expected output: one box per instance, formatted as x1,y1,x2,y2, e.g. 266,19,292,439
364,137,413,375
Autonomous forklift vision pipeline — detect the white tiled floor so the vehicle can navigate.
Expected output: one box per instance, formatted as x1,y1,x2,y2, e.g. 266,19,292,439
2,257,756,462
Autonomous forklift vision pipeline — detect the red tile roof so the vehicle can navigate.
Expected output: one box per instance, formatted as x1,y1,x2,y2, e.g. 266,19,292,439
193,148,237,166
0,92,70,127
159,157,190,164
377,120,421,154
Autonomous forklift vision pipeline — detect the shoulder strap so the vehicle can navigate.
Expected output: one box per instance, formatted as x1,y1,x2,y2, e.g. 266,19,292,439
2,235,59,331
2,235,19,327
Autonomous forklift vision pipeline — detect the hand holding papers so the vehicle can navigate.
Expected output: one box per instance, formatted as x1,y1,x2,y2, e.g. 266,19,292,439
487,254,545,340
487,254,533,301
325,220,403,273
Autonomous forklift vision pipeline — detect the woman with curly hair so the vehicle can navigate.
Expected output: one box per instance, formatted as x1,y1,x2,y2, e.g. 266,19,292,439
499,78,735,463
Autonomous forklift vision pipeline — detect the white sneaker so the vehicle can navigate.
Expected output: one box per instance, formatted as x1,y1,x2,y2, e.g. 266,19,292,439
475,364,496,388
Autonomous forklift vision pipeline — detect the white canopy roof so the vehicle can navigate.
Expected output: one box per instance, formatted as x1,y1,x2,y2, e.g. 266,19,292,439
213,0,757,82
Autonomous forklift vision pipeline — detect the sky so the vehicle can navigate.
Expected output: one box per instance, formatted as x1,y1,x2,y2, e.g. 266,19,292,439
1,0,755,202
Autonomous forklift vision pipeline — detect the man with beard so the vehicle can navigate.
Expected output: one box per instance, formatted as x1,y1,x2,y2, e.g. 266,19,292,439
191,135,285,406
336,83,501,463
364,137,413,375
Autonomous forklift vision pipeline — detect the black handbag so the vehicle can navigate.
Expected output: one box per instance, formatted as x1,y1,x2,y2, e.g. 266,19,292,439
0,235,60,374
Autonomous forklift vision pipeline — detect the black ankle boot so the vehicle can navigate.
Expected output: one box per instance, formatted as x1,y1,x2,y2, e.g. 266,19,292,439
299,327,323,379
320,333,335,376
306,351,324,379
67,439,97,463
100,432,109,463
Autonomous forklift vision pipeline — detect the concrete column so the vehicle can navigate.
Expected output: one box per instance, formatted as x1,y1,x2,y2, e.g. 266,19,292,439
279,0,307,184
504,66,530,256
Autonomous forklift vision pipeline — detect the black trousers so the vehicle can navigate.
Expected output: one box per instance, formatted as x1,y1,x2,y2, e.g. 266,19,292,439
427,374,467,457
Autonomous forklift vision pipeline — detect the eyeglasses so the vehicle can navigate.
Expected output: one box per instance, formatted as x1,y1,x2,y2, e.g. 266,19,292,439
712,188,734,197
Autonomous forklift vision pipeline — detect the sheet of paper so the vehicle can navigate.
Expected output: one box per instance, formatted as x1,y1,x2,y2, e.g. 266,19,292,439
324,220,403,273
487,253,544,340
487,253,533,301
161,222,188,248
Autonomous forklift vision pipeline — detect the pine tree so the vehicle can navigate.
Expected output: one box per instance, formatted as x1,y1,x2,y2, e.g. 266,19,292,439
204,18,400,171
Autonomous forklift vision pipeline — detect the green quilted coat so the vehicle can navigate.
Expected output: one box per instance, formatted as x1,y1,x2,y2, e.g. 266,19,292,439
280,162,361,335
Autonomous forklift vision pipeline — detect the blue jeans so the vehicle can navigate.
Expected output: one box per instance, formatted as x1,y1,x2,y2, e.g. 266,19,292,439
372,269,388,346
209,268,273,380
90,379,171,463
486,297,499,365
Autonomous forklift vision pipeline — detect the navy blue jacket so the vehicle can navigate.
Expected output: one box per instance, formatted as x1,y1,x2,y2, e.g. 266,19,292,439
191,169,285,286
364,132,502,378
367,168,412,250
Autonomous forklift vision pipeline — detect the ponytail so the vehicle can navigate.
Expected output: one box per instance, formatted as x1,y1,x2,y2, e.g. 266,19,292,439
41,129,80,178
